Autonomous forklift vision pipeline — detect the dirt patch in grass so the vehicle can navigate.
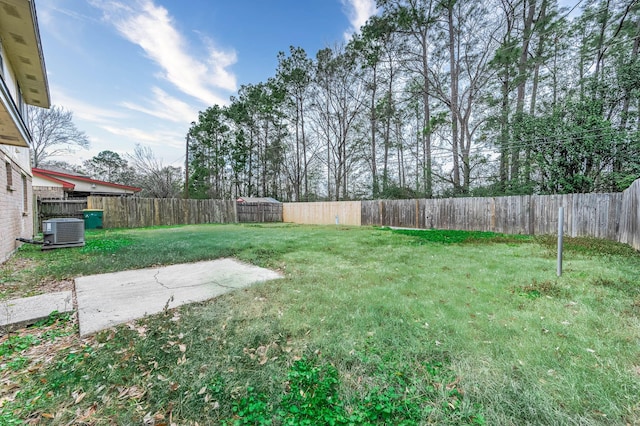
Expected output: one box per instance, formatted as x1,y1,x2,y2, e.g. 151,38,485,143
36,278,74,295
591,277,639,297
512,279,570,299
1,257,73,300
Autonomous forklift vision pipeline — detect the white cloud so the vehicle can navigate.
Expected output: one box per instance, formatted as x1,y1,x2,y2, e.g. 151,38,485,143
45,90,187,166
342,0,378,40
92,0,236,106
121,87,199,123
50,87,127,125
100,125,185,150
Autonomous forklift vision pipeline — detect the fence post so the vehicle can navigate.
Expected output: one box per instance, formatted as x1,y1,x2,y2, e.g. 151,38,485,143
557,206,564,277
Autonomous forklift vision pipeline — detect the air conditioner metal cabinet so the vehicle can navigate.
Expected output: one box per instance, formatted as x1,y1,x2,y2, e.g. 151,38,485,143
42,218,85,249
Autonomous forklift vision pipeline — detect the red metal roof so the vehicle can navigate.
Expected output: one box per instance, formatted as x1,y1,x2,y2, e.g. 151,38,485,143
32,169,75,189
32,168,141,192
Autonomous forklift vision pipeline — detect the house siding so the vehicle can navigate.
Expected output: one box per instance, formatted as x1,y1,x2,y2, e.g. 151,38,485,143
0,0,49,263
0,42,27,120
0,147,33,263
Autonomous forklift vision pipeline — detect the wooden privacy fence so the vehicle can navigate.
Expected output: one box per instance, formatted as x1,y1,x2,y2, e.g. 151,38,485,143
37,199,87,231
283,201,362,226
83,177,640,251
361,193,623,240
619,178,640,250
87,197,236,228
283,178,640,251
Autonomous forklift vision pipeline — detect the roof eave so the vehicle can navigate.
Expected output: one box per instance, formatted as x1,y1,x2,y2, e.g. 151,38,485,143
0,0,51,108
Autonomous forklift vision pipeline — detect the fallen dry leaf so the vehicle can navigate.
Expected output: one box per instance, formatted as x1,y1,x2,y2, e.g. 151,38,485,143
74,402,97,423
117,385,146,400
177,354,187,365
74,391,86,404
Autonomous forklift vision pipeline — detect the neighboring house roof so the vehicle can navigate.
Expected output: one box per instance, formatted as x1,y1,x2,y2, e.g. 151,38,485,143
32,170,75,189
37,165,88,177
237,197,280,204
32,168,141,193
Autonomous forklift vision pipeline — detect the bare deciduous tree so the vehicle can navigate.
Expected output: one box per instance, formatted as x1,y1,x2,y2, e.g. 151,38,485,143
128,144,183,198
27,105,90,167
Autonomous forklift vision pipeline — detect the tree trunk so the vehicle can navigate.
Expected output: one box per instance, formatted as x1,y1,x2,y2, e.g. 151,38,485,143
300,97,309,200
447,2,461,192
529,0,547,116
422,31,433,198
371,65,379,198
512,0,536,184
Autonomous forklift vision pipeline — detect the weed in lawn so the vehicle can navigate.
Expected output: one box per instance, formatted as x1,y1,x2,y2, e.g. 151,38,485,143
514,279,569,299
386,228,532,245
279,358,346,423
0,334,40,356
80,237,133,253
3,356,29,371
231,387,273,425
591,276,639,297
32,310,72,328
536,234,640,257
227,355,485,425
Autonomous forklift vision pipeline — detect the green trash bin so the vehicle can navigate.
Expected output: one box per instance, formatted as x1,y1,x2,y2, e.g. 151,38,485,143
83,209,104,229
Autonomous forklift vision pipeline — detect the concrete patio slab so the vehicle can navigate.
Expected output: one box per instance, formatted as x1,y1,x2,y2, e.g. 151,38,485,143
75,258,282,336
1,291,74,333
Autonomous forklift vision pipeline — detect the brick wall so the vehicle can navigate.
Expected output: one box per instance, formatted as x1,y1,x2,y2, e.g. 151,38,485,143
1,159,33,264
34,186,64,200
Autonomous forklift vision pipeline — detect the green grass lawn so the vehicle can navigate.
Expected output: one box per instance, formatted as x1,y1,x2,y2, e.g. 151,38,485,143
1,224,639,425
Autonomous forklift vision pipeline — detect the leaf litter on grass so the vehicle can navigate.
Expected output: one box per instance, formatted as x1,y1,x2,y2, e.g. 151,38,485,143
0,312,80,412
1,224,639,424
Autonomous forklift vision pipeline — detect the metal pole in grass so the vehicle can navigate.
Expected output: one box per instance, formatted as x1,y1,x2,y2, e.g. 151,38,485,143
557,206,564,277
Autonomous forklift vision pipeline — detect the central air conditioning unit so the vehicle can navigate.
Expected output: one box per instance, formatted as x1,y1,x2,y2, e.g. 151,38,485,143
42,218,85,250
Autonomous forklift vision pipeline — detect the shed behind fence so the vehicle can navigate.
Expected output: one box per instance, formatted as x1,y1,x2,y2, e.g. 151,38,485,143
237,198,282,223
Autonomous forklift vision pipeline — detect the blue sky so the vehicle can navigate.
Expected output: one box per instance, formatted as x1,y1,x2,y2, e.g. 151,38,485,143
35,0,377,168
